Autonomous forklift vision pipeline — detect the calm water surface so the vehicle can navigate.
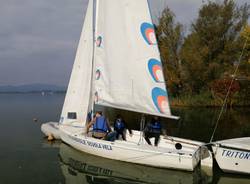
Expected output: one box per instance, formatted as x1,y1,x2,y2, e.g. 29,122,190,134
0,94,250,184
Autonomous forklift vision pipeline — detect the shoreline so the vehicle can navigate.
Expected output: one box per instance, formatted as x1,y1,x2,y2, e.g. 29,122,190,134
1,92,249,108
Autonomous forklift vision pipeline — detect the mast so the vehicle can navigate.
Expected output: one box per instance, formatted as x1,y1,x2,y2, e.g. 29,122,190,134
88,0,99,116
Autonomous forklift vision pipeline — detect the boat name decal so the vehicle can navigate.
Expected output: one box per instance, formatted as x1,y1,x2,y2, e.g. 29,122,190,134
69,135,113,151
221,149,250,160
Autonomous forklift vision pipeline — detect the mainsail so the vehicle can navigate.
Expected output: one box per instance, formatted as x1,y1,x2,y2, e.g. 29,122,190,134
60,0,94,124
93,0,177,119
61,0,178,123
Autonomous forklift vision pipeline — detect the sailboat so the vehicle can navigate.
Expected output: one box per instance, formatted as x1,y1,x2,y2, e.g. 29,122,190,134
41,0,205,171
211,138,250,175
59,143,202,184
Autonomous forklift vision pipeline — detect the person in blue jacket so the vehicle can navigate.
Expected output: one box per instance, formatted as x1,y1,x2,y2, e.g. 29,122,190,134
144,116,162,146
87,111,116,141
114,114,132,140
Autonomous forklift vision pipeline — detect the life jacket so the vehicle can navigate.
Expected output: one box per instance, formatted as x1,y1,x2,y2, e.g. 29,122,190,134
93,116,108,133
149,121,161,134
114,119,125,131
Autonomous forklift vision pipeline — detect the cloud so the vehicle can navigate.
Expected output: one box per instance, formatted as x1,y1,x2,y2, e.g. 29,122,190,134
0,0,88,85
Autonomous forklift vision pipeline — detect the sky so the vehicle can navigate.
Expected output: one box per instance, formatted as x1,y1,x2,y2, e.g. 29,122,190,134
0,0,248,86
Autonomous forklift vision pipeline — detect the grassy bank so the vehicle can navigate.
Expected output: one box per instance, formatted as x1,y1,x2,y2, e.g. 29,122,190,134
170,92,250,107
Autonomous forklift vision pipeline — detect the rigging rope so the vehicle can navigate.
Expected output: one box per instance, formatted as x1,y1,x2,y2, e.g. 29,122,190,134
209,37,249,143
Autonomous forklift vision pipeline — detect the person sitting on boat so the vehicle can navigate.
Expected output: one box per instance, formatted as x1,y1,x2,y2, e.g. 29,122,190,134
87,111,116,141
144,116,162,146
114,114,132,141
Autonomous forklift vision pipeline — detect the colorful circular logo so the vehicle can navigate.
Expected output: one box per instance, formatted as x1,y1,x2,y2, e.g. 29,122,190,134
148,59,164,83
96,36,102,47
152,87,168,113
140,22,157,45
96,69,101,80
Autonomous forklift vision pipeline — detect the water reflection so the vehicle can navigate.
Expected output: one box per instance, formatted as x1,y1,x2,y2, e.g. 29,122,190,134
58,143,202,184
172,107,250,142
217,175,250,184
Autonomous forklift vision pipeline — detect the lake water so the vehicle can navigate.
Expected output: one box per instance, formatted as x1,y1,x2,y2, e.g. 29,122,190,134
0,93,250,184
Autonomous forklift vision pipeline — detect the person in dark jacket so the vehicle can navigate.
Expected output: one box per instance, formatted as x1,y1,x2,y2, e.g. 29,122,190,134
114,114,132,141
144,116,162,146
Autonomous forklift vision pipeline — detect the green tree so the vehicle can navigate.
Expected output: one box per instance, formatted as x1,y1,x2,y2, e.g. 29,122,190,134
239,24,250,77
156,8,184,96
181,0,250,94
237,24,250,105
210,78,240,106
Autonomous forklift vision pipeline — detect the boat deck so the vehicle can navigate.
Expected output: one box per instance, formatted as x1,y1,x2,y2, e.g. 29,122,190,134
215,137,250,151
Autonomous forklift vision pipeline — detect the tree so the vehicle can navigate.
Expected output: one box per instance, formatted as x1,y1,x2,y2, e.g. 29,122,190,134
156,8,184,97
237,24,250,105
181,0,250,94
241,24,250,47
210,78,240,106
239,24,250,77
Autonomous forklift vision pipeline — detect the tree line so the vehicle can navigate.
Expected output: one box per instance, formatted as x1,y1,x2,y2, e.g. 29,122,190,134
156,0,250,106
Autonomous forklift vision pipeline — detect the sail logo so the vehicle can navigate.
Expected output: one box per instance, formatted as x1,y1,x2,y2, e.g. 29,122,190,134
96,69,101,80
148,59,164,83
96,36,103,47
140,22,157,45
152,87,168,113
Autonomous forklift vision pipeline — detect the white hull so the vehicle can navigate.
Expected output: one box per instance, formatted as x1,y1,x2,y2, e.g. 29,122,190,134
212,137,250,175
41,122,61,139
60,125,203,171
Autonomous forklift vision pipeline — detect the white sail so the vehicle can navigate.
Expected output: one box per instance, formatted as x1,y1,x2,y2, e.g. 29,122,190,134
60,0,94,124
93,0,177,119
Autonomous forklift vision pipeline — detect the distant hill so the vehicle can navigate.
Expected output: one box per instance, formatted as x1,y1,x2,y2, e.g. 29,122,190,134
0,84,66,93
